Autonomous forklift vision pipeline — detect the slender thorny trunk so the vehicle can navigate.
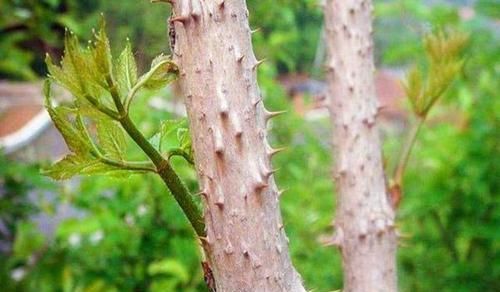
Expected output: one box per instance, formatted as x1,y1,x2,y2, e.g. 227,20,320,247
169,1,305,291
324,1,398,291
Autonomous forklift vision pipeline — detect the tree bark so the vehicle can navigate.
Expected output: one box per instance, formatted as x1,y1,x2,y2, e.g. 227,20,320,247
169,1,305,291
324,1,398,291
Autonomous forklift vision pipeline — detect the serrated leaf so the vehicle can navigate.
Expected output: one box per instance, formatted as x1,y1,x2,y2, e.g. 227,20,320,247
92,16,113,77
404,30,468,118
96,119,127,160
115,40,138,94
46,53,83,99
44,81,92,155
162,119,186,138
43,155,115,180
46,23,116,113
177,128,192,153
139,54,179,90
150,119,184,152
42,154,94,180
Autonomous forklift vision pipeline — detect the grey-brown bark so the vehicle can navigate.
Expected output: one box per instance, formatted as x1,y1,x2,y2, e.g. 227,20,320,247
169,1,305,291
324,1,398,291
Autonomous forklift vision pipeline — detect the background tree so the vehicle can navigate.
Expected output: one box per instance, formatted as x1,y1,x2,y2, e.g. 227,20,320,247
324,1,467,291
324,1,398,291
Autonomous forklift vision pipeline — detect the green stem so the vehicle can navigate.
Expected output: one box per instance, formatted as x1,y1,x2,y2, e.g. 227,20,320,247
99,156,156,173
106,74,126,115
105,76,204,236
85,94,120,119
393,116,425,186
119,114,205,236
168,148,195,165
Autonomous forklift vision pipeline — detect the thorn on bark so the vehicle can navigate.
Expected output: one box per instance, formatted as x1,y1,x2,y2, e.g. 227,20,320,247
265,169,277,179
253,97,262,107
198,189,209,199
224,241,234,255
275,244,282,254
264,109,287,121
215,199,224,209
170,15,190,24
251,27,261,34
242,242,250,258
231,115,243,138
362,117,375,128
254,179,268,191
267,146,286,157
199,236,212,246
190,0,202,19
359,220,368,237
237,54,245,63
212,128,224,156
277,188,287,197
252,59,266,71
252,256,262,269
375,218,386,235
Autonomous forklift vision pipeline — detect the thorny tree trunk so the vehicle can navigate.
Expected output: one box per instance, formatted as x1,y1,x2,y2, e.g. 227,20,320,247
324,1,398,291
169,1,305,291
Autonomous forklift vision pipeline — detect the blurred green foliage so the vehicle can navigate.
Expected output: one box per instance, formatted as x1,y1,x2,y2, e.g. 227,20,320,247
249,0,322,73
0,0,498,291
0,0,321,80
0,0,170,80
0,153,53,290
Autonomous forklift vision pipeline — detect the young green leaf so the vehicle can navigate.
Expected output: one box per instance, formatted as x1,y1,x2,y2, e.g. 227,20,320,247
96,119,127,161
139,54,179,90
115,40,138,94
42,154,128,180
177,128,192,155
404,30,468,118
92,16,113,77
44,81,92,155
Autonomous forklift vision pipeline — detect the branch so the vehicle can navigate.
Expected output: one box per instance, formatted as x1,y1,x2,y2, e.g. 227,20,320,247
106,76,205,237
84,94,120,119
392,116,425,187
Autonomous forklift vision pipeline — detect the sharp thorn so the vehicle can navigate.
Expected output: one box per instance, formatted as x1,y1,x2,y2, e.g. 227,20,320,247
268,147,286,157
251,27,261,34
264,109,287,121
252,58,266,70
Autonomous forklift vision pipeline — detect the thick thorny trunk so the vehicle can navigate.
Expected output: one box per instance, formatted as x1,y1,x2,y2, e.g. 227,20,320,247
169,1,305,291
324,1,398,291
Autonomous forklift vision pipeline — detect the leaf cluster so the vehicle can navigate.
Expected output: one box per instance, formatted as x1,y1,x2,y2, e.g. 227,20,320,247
43,18,182,180
404,30,468,118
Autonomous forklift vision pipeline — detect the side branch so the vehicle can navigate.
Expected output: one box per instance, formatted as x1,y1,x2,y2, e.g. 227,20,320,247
106,77,205,237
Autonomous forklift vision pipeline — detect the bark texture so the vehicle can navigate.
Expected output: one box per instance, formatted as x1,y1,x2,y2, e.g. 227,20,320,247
170,1,305,291
324,1,398,291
